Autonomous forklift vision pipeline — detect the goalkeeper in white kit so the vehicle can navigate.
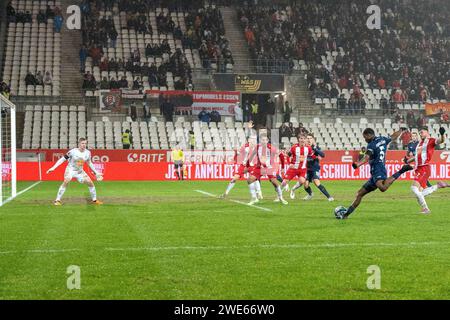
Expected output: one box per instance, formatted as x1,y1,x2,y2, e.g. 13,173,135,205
46,138,103,205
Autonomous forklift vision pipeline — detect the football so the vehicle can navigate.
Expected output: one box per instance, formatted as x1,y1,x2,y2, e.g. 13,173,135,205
334,206,347,219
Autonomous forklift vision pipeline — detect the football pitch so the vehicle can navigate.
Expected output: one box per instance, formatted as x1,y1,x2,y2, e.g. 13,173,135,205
1,180,450,300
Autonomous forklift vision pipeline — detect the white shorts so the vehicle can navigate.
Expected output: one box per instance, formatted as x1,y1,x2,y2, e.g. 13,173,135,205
65,169,88,183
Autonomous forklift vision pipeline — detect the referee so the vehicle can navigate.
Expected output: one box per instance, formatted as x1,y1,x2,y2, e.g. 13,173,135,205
171,145,185,180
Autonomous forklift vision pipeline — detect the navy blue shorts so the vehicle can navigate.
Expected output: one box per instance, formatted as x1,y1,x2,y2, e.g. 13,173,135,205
363,167,387,192
306,170,320,182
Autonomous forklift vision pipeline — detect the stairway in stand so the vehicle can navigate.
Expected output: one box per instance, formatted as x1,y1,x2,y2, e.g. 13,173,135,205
220,6,253,73
60,2,84,104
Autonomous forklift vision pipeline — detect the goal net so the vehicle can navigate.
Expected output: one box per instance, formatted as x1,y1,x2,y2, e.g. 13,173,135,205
0,94,16,206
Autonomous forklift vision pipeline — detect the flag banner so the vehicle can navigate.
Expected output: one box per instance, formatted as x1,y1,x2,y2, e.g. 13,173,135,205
425,102,450,116
146,90,240,116
99,89,122,112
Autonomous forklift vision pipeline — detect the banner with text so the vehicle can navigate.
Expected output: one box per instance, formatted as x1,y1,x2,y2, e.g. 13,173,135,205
146,90,240,116
19,150,450,164
17,162,450,181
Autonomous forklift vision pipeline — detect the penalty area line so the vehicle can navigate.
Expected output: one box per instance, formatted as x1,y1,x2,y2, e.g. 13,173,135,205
194,189,273,212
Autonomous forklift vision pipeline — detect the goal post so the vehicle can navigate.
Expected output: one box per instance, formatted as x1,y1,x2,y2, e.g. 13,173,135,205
0,94,16,206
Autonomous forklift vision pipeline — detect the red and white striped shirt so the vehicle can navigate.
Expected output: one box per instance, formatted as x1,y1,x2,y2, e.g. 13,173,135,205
290,144,312,169
237,142,251,166
415,138,436,167
257,143,279,169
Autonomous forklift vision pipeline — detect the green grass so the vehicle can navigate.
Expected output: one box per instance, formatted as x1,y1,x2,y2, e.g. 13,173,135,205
1,180,450,299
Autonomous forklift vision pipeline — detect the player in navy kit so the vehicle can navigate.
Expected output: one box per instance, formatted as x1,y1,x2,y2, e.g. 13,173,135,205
302,134,334,201
336,128,413,219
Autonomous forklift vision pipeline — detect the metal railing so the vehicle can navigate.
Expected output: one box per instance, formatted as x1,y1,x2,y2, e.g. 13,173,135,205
10,96,97,118
197,58,302,75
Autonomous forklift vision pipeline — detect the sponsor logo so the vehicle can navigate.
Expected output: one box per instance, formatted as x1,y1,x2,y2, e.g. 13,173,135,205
91,155,110,162
341,151,353,162
235,75,262,92
127,153,139,162
440,151,450,162
127,153,166,162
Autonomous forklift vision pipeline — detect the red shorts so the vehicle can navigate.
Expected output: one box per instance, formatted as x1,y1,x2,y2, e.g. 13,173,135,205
248,166,261,180
260,166,277,180
284,167,307,181
414,165,431,188
236,164,247,178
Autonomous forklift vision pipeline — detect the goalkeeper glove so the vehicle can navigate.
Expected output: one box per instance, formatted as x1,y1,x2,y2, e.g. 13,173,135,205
352,162,358,169
439,127,446,136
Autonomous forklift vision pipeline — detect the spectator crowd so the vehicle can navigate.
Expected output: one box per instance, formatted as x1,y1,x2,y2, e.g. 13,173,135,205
6,1,64,32
237,0,449,104
78,0,234,94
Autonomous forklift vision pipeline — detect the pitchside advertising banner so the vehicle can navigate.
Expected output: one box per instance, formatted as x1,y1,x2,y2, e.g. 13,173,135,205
16,150,450,181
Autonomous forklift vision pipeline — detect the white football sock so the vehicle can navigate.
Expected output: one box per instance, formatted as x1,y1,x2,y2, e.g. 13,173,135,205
411,186,428,209
255,180,262,194
225,180,235,195
89,186,97,201
275,185,283,198
56,185,66,201
248,182,257,199
292,182,302,191
422,185,438,197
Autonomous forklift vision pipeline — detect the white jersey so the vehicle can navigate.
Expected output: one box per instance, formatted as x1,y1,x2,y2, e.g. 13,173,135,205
65,148,92,173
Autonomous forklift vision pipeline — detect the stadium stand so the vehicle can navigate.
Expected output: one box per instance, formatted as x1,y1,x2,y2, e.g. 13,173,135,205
6,0,449,152
21,104,450,151
2,0,62,96
80,0,234,96
237,0,449,111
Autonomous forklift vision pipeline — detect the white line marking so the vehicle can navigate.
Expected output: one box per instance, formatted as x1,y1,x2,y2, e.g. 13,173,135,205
2,241,450,255
2,181,42,206
195,189,273,212
0,248,80,255
105,241,450,252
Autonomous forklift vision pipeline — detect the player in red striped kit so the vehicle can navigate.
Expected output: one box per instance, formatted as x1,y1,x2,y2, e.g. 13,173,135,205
279,144,291,191
220,136,262,199
281,134,314,196
406,127,448,213
255,135,288,205
245,136,264,205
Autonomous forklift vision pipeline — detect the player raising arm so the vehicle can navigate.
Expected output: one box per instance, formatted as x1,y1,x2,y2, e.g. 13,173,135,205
336,128,413,219
406,127,448,214
47,138,103,205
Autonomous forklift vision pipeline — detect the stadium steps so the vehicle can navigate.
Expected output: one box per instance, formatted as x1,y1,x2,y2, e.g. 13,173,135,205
60,3,84,103
220,6,254,73
286,74,319,117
